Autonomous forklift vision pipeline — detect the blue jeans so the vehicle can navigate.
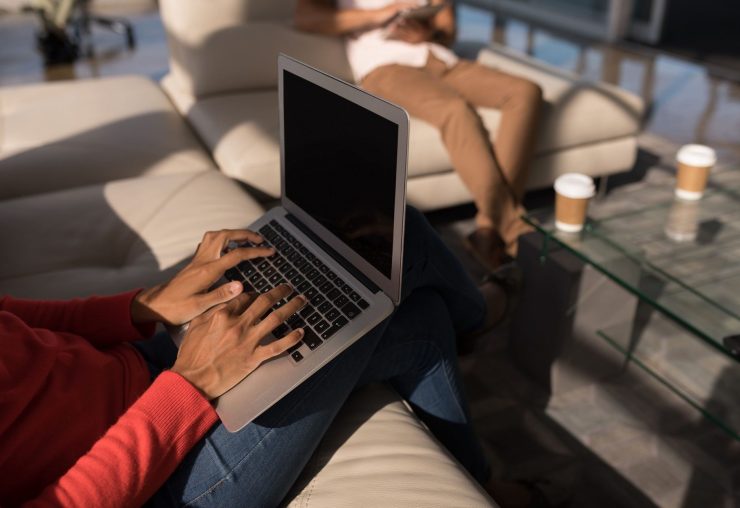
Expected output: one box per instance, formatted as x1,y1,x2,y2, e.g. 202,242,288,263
139,207,489,507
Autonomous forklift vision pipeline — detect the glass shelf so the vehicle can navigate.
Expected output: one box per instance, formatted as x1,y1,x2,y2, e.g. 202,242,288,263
524,181,740,361
597,319,740,441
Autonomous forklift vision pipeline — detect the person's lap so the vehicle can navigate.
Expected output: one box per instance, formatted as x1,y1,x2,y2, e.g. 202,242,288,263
142,207,487,506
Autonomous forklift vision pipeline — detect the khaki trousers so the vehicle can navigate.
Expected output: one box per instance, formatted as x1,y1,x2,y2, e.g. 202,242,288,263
361,53,543,252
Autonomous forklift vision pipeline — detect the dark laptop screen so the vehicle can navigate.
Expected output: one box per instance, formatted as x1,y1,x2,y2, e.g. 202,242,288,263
283,70,399,279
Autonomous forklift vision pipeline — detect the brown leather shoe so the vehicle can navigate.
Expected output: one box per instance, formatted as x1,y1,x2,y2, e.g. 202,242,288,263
464,227,512,271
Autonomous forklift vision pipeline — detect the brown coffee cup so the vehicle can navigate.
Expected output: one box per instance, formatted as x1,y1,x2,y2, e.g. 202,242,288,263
675,144,716,201
554,173,595,233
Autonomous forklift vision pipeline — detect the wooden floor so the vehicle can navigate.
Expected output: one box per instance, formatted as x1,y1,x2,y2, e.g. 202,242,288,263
2,3,740,506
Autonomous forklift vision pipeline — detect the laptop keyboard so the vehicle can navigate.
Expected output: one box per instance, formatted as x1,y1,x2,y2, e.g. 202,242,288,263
224,219,369,363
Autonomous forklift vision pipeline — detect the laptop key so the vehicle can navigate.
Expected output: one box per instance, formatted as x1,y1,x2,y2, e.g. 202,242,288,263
319,281,334,293
341,284,353,294
273,323,290,337
315,320,330,333
297,281,311,293
341,302,361,319
269,273,284,284
239,262,256,277
264,267,276,277
291,351,304,362
287,314,304,328
334,277,344,287
305,287,319,299
333,316,349,329
285,268,298,279
313,275,327,287
294,258,308,270
321,325,341,340
334,295,349,307
326,271,336,280
327,288,341,300
306,268,319,280
279,263,292,274
319,265,329,274
273,257,286,268
325,307,341,321
257,260,270,271
290,274,305,286
358,299,369,310
307,312,321,325
249,273,262,284
299,305,315,319
310,294,326,306
349,291,361,302
302,330,322,350
225,268,242,282
318,301,333,314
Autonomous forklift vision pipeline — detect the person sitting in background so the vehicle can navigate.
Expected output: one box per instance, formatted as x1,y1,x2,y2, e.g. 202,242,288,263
1,208,538,507
295,0,544,269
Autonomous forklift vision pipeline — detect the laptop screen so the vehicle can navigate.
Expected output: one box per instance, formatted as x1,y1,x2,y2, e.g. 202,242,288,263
283,70,399,279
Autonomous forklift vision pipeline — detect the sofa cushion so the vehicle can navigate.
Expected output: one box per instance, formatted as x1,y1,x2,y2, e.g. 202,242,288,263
0,171,264,299
166,42,642,197
0,76,215,201
286,383,495,508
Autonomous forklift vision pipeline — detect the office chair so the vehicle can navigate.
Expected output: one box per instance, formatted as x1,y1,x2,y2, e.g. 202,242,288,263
28,0,135,65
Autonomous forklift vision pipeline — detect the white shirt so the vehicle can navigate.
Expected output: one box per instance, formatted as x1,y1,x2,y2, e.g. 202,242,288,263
337,0,459,82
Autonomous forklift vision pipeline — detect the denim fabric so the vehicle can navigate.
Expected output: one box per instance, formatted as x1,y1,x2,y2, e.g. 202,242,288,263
146,207,488,507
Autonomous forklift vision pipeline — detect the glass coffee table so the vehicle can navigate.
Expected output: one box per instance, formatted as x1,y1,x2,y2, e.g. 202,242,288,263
524,173,740,439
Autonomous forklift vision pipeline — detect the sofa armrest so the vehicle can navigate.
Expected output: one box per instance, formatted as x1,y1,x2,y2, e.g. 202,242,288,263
160,0,353,99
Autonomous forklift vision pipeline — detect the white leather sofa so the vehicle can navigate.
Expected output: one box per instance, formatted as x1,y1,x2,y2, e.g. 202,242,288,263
0,76,495,507
159,0,644,210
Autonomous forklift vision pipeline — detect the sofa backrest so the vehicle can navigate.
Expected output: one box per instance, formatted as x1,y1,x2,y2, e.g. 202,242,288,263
160,0,354,98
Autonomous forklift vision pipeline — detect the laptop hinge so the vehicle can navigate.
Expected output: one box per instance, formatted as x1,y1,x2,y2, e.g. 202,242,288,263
285,213,381,294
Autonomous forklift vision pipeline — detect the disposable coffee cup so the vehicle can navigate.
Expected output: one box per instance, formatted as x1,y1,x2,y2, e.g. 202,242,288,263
664,198,699,243
554,173,595,233
675,144,716,201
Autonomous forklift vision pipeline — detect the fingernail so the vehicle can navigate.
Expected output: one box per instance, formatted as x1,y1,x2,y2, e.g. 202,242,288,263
229,281,242,294
297,328,305,337
255,235,264,243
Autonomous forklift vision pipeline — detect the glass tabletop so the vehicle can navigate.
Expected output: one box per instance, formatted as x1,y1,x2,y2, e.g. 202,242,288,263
524,177,740,360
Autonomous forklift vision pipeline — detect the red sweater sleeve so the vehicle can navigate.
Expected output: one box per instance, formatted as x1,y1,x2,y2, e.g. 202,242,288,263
24,371,219,508
0,291,155,346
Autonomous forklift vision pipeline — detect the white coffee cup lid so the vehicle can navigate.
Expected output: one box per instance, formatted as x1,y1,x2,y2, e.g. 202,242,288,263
677,144,716,167
554,173,595,199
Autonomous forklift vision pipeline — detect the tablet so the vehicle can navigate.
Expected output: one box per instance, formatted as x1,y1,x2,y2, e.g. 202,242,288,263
397,2,446,21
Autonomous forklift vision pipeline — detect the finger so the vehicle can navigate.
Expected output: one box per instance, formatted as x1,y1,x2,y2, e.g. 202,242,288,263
195,280,244,310
210,246,276,277
256,328,305,361
197,229,265,260
241,284,295,324
253,294,308,336
222,291,258,315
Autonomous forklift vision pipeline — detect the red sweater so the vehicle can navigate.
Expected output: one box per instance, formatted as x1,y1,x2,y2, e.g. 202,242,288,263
0,291,219,507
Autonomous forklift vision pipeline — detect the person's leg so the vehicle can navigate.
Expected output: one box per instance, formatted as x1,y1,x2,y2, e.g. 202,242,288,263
362,60,523,257
148,207,488,507
441,60,543,204
357,287,490,483
441,60,543,251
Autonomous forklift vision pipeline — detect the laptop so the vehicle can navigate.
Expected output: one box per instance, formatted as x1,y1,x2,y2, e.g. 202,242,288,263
214,54,410,432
